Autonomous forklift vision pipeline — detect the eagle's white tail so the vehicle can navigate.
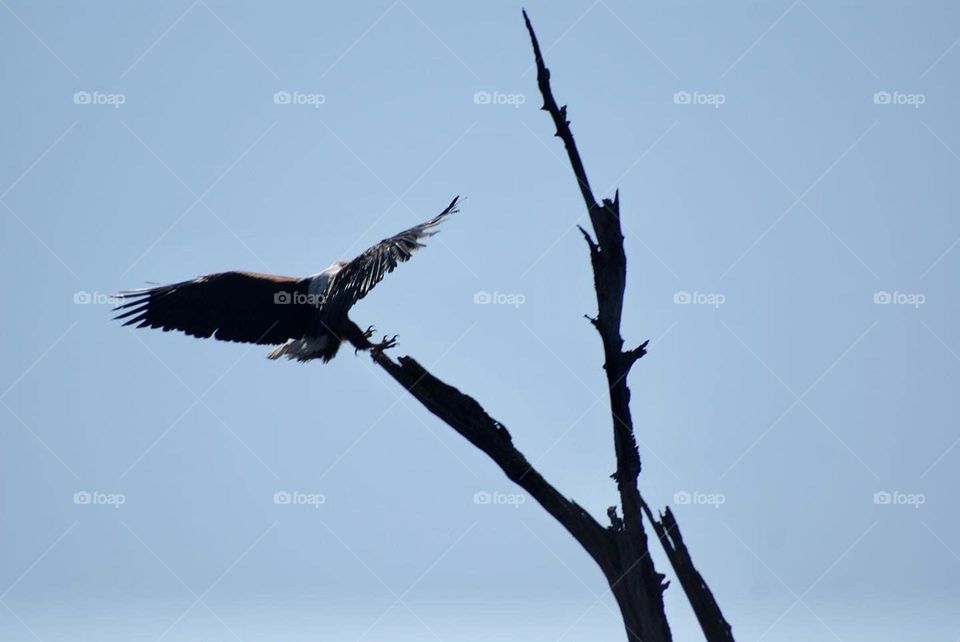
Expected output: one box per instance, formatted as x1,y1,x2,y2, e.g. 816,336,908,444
266,341,296,360
267,335,338,362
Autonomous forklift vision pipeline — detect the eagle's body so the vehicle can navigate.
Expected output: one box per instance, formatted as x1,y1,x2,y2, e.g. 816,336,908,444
265,262,347,361
114,197,459,362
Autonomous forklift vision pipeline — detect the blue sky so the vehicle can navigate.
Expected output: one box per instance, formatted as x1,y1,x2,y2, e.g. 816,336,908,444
2,1,959,640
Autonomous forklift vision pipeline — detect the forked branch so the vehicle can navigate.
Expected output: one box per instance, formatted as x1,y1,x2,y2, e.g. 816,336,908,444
357,11,735,642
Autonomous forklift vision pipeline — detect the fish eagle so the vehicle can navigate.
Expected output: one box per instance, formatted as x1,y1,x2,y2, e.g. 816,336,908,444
114,196,459,362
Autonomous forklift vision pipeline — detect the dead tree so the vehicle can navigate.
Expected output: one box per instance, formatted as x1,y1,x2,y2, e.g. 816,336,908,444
359,12,735,641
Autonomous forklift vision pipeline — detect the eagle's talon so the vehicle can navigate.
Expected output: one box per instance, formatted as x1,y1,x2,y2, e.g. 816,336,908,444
371,334,398,355
363,325,375,339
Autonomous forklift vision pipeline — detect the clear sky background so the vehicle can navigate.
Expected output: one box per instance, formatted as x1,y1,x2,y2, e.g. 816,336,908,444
2,1,959,640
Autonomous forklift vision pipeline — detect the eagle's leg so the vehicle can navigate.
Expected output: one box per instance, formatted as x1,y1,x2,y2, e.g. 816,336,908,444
341,319,397,356
341,319,396,356
340,319,374,354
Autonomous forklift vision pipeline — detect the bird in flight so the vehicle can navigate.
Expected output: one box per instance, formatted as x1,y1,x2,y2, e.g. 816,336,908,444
114,196,459,362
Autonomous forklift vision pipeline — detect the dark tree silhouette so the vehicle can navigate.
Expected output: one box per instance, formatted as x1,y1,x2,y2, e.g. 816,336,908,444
352,12,736,641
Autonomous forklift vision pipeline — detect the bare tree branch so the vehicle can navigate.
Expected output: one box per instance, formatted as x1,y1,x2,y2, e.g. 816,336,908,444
349,11,736,641
520,10,735,641
643,504,735,641
522,10,671,641
369,351,616,572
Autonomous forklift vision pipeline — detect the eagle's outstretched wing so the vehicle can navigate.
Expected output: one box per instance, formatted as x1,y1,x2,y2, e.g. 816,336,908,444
113,271,312,345
322,196,459,316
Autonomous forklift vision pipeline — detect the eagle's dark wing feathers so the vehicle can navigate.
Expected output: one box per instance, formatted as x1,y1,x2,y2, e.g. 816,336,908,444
324,196,459,315
113,271,312,345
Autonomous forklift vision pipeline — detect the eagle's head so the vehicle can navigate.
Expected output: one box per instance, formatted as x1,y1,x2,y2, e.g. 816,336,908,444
322,260,349,276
